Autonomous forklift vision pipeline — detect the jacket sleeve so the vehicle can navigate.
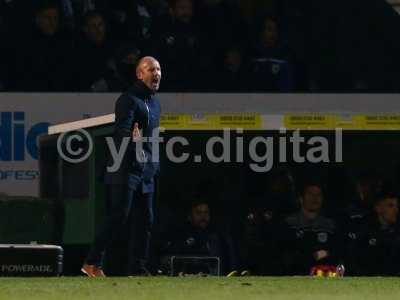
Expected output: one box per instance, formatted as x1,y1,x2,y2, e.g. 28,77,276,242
114,94,136,138
113,94,141,167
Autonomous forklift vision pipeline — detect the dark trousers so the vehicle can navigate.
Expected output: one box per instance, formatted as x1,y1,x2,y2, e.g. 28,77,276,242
85,184,154,274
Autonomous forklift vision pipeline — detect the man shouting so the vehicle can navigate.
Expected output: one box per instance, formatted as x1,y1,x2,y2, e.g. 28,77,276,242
82,57,162,277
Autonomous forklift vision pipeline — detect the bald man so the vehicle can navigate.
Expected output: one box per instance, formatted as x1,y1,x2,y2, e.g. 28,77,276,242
82,57,162,277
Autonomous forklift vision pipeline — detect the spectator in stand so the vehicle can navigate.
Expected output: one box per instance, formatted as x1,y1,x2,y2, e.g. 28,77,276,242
210,45,250,92
250,16,292,62
348,191,400,276
105,43,142,92
7,0,79,35
14,2,74,91
278,180,343,275
248,16,294,91
107,0,168,47
151,0,204,91
73,11,114,92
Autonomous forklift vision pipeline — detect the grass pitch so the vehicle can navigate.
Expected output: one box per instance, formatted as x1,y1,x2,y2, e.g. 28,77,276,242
0,276,399,300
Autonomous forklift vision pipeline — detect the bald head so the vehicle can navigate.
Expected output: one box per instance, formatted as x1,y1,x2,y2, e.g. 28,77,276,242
136,56,162,92
136,56,158,73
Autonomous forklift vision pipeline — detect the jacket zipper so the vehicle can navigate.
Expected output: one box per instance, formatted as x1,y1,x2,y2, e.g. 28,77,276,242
144,99,150,127
141,99,150,164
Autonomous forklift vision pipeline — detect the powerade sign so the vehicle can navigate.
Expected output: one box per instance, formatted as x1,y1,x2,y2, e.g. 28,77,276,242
0,112,49,161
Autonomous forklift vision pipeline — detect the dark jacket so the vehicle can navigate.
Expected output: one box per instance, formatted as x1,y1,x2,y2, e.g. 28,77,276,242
104,80,161,193
279,211,342,275
349,217,400,276
151,17,203,91
159,223,237,274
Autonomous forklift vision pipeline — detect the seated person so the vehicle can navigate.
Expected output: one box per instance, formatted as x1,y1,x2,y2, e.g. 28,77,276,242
349,191,400,276
279,180,342,275
243,168,297,275
338,171,382,274
150,0,205,91
158,200,238,275
345,171,382,222
15,2,74,91
72,10,115,92
210,45,249,92
106,44,142,92
248,16,293,91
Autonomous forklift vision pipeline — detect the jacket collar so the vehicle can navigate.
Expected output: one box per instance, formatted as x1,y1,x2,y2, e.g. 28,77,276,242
128,80,154,100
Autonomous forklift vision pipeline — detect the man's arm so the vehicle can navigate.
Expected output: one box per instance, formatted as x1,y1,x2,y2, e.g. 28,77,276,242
114,94,137,138
113,94,143,168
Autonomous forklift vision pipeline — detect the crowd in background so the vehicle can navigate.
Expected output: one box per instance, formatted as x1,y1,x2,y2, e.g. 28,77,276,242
2,0,400,93
151,169,400,276
0,0,298,92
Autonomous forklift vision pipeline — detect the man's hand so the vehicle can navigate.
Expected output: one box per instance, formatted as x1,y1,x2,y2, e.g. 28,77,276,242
132,122,141,141
313,250,329,261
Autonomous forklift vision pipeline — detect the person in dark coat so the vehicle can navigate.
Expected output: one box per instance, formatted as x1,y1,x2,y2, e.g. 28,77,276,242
14,2,74,91
158,201,239,275
151,0,205,91
248,16,294,91
210,45,250,92
279,181,343,275
72,10,114,92
337,171,383,274
82,56,161,277
242,168,297,275
105,43,142,92
348,191,400,276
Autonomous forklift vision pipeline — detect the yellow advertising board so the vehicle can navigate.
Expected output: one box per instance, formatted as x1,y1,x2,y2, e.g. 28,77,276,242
160,113,262,129
161,113,400,130
284,114,400,130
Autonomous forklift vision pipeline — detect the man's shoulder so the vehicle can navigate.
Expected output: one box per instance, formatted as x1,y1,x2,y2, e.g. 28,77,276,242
150,96,161,107
116,90,140,105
